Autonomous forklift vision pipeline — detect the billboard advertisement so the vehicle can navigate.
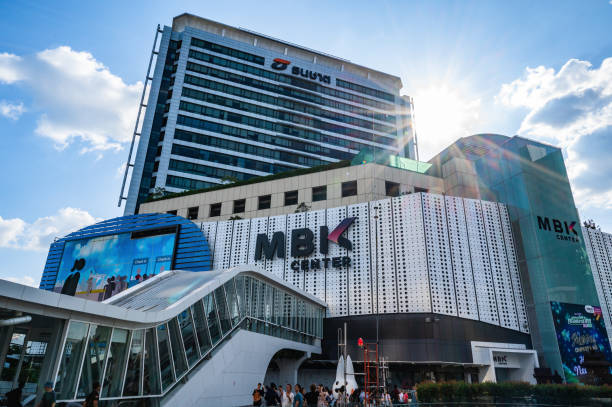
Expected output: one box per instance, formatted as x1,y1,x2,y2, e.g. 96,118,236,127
53,227,177,301
551,301,612,382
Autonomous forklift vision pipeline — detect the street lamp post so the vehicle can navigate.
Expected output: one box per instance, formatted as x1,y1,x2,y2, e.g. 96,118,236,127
373,206,380,346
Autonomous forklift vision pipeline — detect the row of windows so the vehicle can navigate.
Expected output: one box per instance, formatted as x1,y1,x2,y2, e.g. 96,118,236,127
206,186,327,217
170,144,293,174
174,118,354,160
185,61,397,124
183,74,396,133
176,114,389,154
169,159,258,183
173,128,331,167
190,37,265,65
167,174,223,190
336,78,395,102
187,48,395,111
179,95,396,146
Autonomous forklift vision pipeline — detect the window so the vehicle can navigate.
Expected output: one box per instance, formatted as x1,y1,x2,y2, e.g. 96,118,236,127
166,210,177,215
341,181,358,197
312,186,327,202
285,190,298,206
187,206,199,220
233,199,246,213
414,187,429,193
209,203,222,217
385,181,400,197
258,195,271,210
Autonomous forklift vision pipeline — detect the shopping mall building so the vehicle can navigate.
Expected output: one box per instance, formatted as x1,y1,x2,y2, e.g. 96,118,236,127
2,13,612,407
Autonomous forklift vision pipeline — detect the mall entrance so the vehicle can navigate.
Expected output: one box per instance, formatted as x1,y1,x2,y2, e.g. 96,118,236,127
0,308,64,404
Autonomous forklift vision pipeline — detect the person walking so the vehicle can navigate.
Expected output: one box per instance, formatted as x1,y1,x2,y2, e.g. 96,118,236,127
83,382,100,407
282,384,294,407
5,382,24,407
253,383,264,406
304,384,318,407
293,384,304,407
317,385,327,407
37,382,56,407
266,383,280,406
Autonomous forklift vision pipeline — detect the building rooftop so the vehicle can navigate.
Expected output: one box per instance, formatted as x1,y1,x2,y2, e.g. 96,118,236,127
172,13,403,90
146,152,433,204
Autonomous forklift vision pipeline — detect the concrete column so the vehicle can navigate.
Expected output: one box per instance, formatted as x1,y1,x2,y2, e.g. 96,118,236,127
275,352,310,385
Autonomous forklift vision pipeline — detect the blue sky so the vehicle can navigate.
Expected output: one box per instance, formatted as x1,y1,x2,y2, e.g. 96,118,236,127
1,0,612,286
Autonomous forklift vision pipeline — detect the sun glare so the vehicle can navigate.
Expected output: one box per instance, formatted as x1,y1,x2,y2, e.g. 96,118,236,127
411,84,480,160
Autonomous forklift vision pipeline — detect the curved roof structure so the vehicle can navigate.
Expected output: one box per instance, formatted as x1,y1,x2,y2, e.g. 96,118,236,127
5,265,325,329
40,213,212,291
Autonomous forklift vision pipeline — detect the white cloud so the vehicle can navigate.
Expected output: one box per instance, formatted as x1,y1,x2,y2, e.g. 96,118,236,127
0,46,142,152
1,275,38,287
0,53,23,83
0,100,25,120
0,207,101,251
497,57,612,210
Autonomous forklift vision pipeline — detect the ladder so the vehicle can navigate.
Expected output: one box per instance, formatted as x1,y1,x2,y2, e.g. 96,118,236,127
363,342,379,405
118,24,163,207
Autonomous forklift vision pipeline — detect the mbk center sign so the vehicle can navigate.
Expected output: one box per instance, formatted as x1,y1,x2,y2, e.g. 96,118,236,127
254,217,356,271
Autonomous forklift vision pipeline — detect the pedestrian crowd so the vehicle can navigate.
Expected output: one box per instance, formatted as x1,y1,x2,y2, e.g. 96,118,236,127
253,382,418,406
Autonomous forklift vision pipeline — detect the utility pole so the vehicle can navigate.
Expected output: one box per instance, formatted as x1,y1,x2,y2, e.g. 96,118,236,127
337,322,348,398
373,206,380,347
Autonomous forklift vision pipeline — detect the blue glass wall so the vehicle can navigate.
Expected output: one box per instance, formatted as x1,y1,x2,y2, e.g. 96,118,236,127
457,135,600,378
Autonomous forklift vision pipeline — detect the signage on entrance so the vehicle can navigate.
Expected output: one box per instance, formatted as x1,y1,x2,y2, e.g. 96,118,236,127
254,217,356,270
492,353,520,368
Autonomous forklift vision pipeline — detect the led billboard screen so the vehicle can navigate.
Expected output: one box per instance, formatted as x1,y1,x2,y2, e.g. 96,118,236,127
53,227,177,301
551,301,612,383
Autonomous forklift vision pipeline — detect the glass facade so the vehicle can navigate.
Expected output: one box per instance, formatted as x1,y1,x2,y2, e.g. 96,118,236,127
462,135,601,377
52,274,324,404
125,23,415,214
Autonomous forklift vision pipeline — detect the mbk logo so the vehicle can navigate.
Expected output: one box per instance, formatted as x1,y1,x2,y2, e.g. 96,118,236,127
254,217,356,261
537,216,579,242
271,58,290,71
537,216,578,235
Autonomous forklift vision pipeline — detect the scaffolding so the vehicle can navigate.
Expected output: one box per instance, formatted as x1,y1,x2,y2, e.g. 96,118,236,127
363,342,379,404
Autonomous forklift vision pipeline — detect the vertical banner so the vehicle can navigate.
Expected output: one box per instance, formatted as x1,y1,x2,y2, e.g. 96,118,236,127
551,301,612,383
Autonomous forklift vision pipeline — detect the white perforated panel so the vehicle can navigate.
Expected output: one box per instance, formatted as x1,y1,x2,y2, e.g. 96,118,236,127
393,194,430,313
498,204,529,333
347,202,372,315
481,201,518,330
195,193,528,333
325,206,348,317
583,228,612,343
463,198,499,325
230,219,251,267
214,220,234,270
444,196,479,320
266,215,287,279
248,217,269,271
200,221,217,267
285,213,306,289
422,193,457,316
305,209,326,302
369,198,397,314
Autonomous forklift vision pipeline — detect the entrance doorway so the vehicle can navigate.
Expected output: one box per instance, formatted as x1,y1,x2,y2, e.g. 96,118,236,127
0,314,52,401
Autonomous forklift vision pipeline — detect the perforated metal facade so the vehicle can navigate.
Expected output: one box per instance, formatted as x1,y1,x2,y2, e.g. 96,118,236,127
582,227,612,344
200,192,529,333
